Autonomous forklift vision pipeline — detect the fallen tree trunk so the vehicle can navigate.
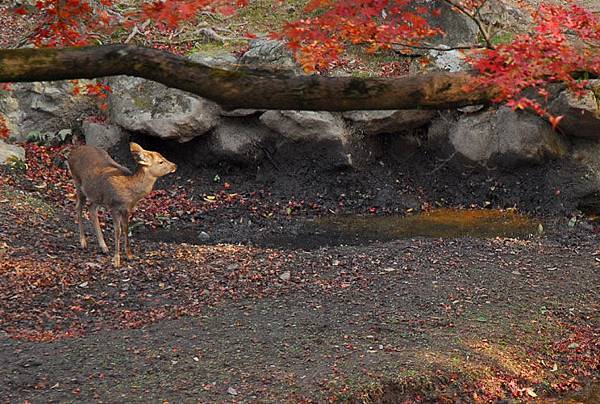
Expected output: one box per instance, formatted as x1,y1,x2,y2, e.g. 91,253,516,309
0,45,496,111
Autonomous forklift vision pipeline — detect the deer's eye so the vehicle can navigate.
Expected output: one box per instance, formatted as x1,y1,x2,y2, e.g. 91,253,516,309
159,161,164,164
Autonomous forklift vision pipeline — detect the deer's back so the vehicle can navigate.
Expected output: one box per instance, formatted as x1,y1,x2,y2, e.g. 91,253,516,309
68,145,132,205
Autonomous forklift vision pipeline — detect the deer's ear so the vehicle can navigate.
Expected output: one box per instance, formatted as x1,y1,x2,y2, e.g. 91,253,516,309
130,143,151,166
133,152,151,166
129,142,144,154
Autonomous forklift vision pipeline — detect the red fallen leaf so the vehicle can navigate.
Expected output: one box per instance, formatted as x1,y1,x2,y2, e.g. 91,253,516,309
549,115,564,130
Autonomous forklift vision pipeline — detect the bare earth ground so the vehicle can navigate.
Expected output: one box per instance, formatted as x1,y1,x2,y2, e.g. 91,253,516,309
1,144,599,402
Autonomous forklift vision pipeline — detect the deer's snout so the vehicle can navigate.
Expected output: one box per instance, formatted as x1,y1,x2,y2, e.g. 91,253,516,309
170,163,177,173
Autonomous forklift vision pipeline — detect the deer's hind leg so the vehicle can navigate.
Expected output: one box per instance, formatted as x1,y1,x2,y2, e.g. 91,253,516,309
90,204,109,254
75,187,87,249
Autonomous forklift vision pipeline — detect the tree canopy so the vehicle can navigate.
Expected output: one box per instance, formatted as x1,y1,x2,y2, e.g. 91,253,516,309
1,0,599,127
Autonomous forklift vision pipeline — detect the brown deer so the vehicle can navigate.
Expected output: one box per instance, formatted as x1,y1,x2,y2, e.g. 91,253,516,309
68,143,177,267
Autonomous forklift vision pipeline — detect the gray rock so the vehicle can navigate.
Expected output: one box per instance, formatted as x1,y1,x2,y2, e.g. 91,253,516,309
426,112,456,147
447,107,568,167
411,0,479,47
342,110,435,135
82,121,126,150
198,231,210,242
0,80,98,142
240,38,298,71
409,46,470,74
260,111,348,143
261,110,353,169
0,140,25,164
477,0,529,30
209,119,276,164
188,51,238,68
458,105,485,114
549,83,600,139
220,109,263,117
405,0,479,74
108,76,221,142
428,48,470,72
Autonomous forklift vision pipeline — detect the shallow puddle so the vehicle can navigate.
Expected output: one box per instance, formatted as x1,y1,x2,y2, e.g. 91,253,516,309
310,209,541,240
138,209,542,250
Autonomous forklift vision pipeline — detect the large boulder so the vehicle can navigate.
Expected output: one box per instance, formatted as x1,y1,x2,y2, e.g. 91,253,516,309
208,118,277,165
240,38,298,71
0,140,25,164
477,0,529,31
549,82,600,139
0,81,98,142
260,111,352,169
425,48,470,73
411,0,479,47
108,76,221,142
406,0,479,74
82,120,126,151
342,110,436,135
260,110,348,143
444,107,568,167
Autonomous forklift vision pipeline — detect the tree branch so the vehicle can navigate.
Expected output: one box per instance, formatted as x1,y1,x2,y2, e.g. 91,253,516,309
441,0,495,49
0,45,498,111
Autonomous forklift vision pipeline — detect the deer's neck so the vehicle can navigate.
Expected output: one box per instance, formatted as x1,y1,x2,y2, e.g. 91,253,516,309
127,167,158,203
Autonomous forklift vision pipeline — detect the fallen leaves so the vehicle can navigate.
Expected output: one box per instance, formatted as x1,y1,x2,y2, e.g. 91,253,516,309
1,143,599,401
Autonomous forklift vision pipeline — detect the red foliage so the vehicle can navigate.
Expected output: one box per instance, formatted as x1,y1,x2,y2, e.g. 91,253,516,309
278,0,442,72
468,2,600,118
23,0,115,47
0,116,9,140
135,0,249,31
12,0,248,46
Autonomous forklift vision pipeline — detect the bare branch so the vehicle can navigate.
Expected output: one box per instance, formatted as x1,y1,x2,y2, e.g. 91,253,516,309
440,0,495,49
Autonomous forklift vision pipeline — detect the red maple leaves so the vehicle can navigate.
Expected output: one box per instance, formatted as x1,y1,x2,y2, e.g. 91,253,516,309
468,2,600,120
279,0,442,72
